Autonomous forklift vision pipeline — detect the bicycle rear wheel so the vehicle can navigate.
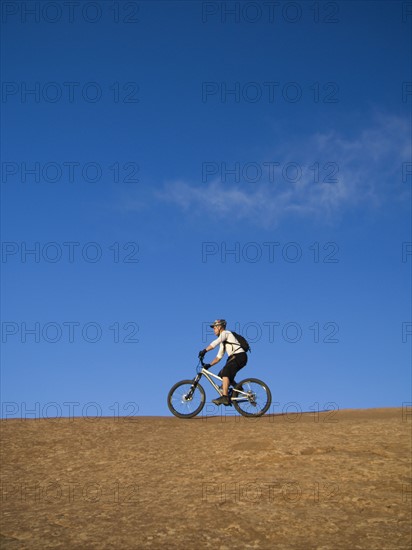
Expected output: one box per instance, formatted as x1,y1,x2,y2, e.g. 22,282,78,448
232,378,272,417
167,380,206,419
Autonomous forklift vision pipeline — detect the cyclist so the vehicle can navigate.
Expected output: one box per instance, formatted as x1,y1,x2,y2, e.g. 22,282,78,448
198,319,247,406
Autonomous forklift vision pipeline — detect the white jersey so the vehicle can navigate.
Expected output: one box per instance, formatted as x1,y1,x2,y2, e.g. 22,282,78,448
209,330,244,361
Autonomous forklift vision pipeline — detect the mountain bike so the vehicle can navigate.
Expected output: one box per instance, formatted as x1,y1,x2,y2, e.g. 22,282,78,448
167,357,272,419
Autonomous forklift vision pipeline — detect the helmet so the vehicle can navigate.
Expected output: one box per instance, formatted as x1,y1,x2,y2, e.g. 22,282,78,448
210,319,227,329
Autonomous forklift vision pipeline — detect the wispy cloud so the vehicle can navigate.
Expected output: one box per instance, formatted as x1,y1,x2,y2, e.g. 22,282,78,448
156,114,410,227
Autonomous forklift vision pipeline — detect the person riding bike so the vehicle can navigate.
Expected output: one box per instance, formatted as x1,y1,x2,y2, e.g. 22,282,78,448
198,319,248,406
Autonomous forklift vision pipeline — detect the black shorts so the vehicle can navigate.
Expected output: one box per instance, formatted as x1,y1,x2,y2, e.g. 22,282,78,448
218,352,247,383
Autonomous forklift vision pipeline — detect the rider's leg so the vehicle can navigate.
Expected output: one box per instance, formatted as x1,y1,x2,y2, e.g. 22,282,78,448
222,376,230,396
213,356,246,406
212,375,231,406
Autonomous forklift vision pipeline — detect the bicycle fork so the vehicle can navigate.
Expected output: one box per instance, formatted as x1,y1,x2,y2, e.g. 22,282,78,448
185,373,202,400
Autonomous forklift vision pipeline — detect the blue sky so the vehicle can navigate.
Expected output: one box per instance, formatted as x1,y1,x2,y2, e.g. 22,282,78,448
1,0,411,419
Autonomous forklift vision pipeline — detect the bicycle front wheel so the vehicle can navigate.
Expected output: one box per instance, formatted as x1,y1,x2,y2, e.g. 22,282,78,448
167,380,206,419
232,378,272,417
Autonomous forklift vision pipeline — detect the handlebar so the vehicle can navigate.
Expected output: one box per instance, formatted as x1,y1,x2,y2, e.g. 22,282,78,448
198,357,210,370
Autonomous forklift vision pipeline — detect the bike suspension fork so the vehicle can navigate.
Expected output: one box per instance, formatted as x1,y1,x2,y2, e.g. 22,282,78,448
186,373,202,399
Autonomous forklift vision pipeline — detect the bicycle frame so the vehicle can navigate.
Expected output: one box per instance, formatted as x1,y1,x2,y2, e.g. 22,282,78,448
200,368,223,394
194,361,248,402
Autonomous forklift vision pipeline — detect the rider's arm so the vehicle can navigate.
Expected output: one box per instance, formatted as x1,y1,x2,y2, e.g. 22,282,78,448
207,343,225,367
203,332,226,366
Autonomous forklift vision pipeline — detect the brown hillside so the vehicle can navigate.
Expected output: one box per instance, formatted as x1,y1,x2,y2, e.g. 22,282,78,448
1,408,411,549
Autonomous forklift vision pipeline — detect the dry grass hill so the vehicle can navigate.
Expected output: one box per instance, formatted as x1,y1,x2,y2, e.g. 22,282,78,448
1,408,411,549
